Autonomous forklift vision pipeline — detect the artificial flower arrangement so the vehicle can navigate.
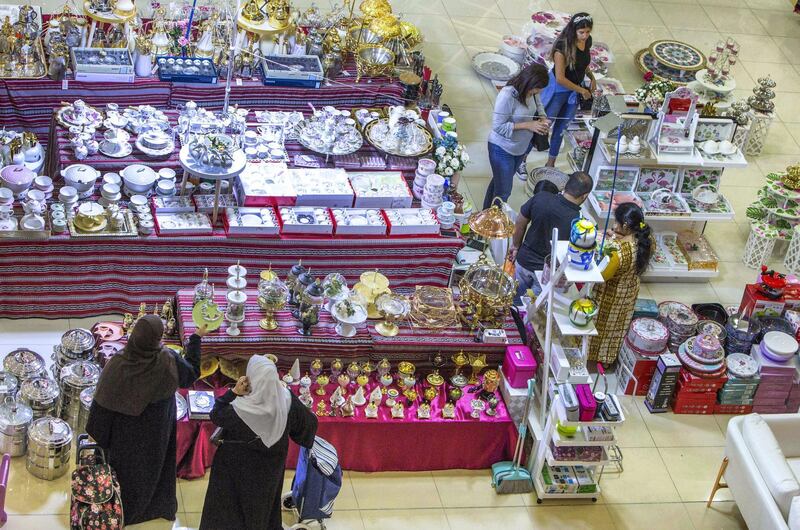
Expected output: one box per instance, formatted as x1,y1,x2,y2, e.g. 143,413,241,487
433,134,470,180
634,71,675,112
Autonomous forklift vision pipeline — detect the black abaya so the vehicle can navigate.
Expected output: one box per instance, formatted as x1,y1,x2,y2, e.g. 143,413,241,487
86,334,201,525
199,390,318,530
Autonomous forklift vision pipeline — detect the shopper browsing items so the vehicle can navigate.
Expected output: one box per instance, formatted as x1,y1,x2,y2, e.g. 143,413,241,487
542,12,595,167
588,202,654,365
86,316,207,526
484,63,551,209
200,355,318,530
509,171,593,300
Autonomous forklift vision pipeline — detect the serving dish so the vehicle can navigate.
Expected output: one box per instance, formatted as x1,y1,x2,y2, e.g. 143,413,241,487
471,51,521,82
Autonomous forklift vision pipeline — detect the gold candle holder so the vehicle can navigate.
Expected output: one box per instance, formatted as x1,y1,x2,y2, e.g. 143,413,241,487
468,354,487,385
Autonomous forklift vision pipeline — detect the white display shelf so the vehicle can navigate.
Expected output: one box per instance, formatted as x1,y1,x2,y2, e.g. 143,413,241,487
554,394,625,427
551,426,617,447
650,144,705,167
587,197,735,223
546,447,611,467
697,148,748,169
533,271,580,308
642,267,718,281
553,308,598,337
533,472,601,501
554,241,605,284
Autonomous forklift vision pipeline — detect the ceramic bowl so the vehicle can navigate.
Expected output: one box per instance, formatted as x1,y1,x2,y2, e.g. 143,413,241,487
718,140,736,155
103,173,122,186
33,176,52,190
26,189,45,202
157,179,175,194
129,194,148,208
59,186,78,201
0,165,35,194
700,140,719,154
121,164,158,193
158,168,176,181
101,183,121,199
0,188,14,204
61,164,99,193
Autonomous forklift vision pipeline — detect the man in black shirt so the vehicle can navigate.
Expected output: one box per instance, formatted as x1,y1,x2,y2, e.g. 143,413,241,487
509,171,593,301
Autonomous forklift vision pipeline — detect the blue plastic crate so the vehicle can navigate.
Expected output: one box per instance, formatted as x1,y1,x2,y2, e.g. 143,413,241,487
156,56,218,84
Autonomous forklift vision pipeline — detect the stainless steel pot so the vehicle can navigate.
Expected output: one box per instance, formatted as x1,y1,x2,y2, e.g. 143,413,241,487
58,361,100,430
51,328,95,378
0,372,19,401
26,417,73,480
0,398,33,457
18,377,60,420
75,386,95,436
3,349,46,381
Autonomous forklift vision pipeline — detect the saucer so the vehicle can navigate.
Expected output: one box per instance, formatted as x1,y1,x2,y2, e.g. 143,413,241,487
100,141,133,158
136,137,175,158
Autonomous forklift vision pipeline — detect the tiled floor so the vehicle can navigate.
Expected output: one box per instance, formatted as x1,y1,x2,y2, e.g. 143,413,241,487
9,0,800,527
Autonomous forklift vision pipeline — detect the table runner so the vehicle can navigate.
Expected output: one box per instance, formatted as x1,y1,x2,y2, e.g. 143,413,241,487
177,289,521,369
175,376,516,478
0,235,461,318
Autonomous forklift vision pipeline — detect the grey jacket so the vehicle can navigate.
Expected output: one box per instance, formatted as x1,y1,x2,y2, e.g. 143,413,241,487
488,86,544,156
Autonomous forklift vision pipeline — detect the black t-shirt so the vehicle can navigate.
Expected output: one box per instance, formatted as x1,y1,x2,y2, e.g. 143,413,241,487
516,192,581,271
553,36,592,86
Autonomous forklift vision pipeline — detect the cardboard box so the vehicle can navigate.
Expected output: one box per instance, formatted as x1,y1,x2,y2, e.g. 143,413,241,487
645,353,682,412
738,284,785,318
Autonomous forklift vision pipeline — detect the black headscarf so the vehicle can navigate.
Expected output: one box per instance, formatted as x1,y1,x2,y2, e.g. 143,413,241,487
93,315,179,416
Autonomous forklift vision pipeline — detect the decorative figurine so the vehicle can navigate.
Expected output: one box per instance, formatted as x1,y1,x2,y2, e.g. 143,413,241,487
341,396,355,417
385,388,399,407
450,350,468,387
122,313,134,332
310,359,323,378
315,374,329,396
300,372,312,393
337,373,350,395
289,359,301,384
486,396,499,416
417,402,431,419
390,401,404,419
315,401,327,416
330,386,345,409
299,392,313,408
365,400,379,418
442,402,456,419
369,386,383,405
330,358,343,378
352,386,367,406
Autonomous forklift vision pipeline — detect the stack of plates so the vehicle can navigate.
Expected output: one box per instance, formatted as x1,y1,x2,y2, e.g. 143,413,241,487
759,331,798,363
677,336,725,376
659,301,698,353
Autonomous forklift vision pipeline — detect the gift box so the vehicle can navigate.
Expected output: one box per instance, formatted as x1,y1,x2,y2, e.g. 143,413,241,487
330,208,388,236
348,171,413,208
193,194,239,214
278,206,334,235
188,390,215,420
645,353,682,413
154,212,213,236
151,195,195,213
573,466,597,494
384,208,441,236
223,206,280,237
502,345,536,389
738,284,785,318
633,298,659,318
677,231,719,271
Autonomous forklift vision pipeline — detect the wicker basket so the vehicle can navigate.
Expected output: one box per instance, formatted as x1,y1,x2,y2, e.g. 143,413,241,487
525,167,569,197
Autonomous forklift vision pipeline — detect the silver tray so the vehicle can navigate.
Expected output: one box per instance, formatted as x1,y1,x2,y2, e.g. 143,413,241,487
294,121,363,156
471,51,521,82
363,119,433,157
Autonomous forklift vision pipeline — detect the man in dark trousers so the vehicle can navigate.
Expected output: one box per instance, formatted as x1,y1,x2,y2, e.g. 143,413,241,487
509,171,593,301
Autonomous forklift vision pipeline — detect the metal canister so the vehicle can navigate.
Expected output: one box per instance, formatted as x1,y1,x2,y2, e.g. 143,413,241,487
58,361,100,430
75,386,95,436
0,372,19,401
26,417,73,480
3,349,46,381
18,377,60,420
0,399,33,456
51,328,95,378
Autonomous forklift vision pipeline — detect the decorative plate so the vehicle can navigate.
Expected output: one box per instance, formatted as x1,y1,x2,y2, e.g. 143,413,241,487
683,336,724,365
471,52,522,82
135,137,175,158
678,341,724,373
726,353,758,379
99,141,134,159
635,49,697,85
176,393,188,420
191,299,224,332
637,167,680,193
649,40,706,71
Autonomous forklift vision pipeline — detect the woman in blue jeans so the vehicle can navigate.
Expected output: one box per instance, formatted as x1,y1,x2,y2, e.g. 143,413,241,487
542,12,595,167
484,64,550,209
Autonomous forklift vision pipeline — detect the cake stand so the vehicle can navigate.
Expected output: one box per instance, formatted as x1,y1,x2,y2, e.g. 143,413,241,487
331,300,367,338
179,146,247,224
692,69,736,98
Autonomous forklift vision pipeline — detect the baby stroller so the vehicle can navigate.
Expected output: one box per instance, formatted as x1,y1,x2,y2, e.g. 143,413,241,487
281,436,342,530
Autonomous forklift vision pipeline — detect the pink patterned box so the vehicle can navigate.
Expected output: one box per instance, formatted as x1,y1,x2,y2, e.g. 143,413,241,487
502,345,537,389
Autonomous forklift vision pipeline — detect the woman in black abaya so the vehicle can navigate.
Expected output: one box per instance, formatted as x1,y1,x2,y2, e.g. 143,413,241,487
87,315,206,525
200,355,317,530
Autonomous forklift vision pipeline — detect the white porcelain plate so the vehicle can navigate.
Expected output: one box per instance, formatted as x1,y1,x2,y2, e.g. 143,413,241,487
472,52,521,82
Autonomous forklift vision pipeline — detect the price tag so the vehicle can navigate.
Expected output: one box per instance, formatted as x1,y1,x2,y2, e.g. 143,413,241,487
236,78,242,86
62,79,69,90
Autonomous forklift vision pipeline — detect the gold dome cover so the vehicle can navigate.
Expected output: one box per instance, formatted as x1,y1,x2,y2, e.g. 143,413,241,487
468,202,514,239
359,0,392,19
369,14,401,40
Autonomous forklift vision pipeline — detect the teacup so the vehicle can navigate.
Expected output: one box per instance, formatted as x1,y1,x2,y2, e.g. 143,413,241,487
33,175,52,190
157,179,175,194
158,168,176,181
701,140,719,154
101,140,121,155
0,188,14,204
244,130,259,145
101,183,121,199
59,186,78,201
26,189,45,202
103,173,122,186
129,194,148,208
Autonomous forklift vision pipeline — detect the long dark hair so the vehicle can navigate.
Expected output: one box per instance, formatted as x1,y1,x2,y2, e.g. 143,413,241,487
506,63,549,105
614,202,652,275
551,12,593,70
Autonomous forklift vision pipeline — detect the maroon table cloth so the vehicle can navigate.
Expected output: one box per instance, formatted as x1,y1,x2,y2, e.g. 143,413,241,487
175,378,516,478
0,234,462,318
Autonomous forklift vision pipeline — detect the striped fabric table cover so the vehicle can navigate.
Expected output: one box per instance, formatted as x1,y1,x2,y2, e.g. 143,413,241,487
0,233,462,318
5,71,404,144
177,289,521,368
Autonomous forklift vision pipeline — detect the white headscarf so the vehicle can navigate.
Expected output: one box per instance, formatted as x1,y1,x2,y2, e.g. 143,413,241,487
231,355,291,448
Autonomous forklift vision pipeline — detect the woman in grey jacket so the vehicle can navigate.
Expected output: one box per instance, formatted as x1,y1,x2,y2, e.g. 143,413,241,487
483,63,550,209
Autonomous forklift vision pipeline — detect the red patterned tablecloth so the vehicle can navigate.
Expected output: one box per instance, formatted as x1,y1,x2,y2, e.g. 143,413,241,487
3,72,403,144
0,235,462,318
175,377,516,478
177,289,521,369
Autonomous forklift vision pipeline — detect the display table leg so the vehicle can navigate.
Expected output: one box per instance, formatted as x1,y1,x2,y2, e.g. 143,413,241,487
179,171,190,196
212,179,222,225
86,20,97,47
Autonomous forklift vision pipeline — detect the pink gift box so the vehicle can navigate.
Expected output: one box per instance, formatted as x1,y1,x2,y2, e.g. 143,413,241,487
502,345,536,389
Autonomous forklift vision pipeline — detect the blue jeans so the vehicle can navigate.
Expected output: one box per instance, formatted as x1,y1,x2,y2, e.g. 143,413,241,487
514,262,542,304
545,90,578,158
485,142,525,209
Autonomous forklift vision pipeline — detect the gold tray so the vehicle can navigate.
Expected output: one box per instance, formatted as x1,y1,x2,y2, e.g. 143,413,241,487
192,300,224,332
0,39,47,80
0,217,51,239
363,118,433,157
68,210,138,238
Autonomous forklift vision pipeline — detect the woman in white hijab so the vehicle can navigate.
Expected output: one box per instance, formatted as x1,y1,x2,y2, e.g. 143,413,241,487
200,356,318,530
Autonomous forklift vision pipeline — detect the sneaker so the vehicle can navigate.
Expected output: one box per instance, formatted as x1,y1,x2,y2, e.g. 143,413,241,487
516,161,528,181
